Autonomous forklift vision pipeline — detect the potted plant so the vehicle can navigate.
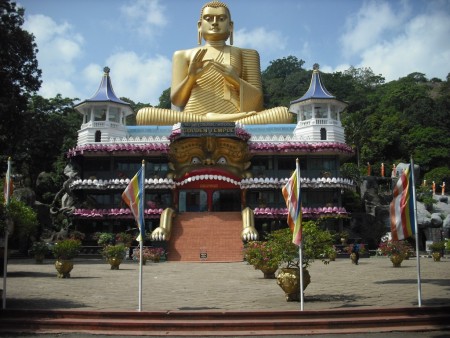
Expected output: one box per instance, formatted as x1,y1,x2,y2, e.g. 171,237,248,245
149,247,165,262
102,244,127,269
429,241,445,262
344,243,366,264
267,221,334,301
95,232,115,247
69,230,85,241
244,241,279,278
378,240,410,267
116,232,133,247
133,247,165,264
339,231,349,245
51,239,82,278
30,241,49,264
328,245,338,261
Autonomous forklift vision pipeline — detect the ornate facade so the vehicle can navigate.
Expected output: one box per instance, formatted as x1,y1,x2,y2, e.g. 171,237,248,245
68,66,355,261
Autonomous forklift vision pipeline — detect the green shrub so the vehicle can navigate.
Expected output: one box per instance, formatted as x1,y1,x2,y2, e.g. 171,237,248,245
416,186,436,210
424,167,450,188
340,163,361,183
95,232,115,247
116,232,133,246
266,221,334,269
52,239,81,260
30,241,50,257
429,241,445,253
102,244,127,259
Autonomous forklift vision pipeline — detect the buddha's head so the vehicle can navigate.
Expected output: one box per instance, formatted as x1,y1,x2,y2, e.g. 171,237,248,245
198,1,233,45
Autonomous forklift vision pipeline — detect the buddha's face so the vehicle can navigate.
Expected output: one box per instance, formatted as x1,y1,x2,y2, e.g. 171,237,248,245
198,6,233,42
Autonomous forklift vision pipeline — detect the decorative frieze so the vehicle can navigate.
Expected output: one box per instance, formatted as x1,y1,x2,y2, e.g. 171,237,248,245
70,178,175,190
70,176,354,191
253,206,350,219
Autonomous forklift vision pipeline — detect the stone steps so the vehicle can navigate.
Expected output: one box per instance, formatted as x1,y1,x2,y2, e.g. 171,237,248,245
0,306,449,335
167,212,244,262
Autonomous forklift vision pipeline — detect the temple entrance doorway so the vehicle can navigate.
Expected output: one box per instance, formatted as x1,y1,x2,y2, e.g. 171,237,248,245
178,188,241,212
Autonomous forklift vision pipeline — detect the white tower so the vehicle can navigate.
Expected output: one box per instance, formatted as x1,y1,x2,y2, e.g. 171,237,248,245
289,64,347,143
74,67,134,146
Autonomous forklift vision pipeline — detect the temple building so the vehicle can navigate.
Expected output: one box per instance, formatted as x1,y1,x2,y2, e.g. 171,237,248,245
68,65,355,262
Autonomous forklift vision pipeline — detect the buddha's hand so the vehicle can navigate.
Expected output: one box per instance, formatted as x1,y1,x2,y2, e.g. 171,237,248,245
151,227,169,241
188,49,211,81
241,226,259,241
212,61,240,88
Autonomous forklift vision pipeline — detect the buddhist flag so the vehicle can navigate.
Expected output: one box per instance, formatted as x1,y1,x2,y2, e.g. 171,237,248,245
4,157,13,205
390,164,415,240
122,166,145,237
282,160,302,245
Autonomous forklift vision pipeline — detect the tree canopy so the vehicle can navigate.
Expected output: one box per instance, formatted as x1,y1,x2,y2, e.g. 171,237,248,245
1,1,41,173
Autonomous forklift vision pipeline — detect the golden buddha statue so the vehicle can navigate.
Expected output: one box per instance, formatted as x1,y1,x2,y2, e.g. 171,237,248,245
136,1,294,125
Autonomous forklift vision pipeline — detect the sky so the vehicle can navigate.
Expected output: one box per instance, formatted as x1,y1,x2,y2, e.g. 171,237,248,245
19,0,450,106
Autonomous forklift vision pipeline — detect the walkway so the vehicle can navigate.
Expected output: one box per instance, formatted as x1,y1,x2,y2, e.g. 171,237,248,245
3,255,449,311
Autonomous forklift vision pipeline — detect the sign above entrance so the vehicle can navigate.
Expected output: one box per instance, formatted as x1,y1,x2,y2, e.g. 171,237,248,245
180,122,236,138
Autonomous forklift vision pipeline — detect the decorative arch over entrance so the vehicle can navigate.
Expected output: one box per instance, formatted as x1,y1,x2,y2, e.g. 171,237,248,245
176,176,242,212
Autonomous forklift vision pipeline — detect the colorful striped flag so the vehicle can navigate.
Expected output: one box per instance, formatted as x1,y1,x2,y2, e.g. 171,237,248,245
122,167,145,237
390,164,415,240
4,157,13,205
282,162,302,245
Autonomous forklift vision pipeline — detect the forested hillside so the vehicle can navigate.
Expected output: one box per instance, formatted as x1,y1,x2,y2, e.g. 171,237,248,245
261,56,450,181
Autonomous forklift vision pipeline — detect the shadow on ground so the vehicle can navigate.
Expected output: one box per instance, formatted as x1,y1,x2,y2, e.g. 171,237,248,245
6,297,87,309
305,293,362,303
6,271,55,278
375,278,450,287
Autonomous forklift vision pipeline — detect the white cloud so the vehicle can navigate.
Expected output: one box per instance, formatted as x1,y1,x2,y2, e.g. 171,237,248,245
337,1,450,81
340,1,408,57
234,27,287,55
234,27,288,69
23,14,84,98
357,11,450,81
100,52,172,104
120,0,167,37
39,79,80,100
24,11,171,103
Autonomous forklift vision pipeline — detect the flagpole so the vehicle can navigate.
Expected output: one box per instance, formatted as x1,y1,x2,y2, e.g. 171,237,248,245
296,158,304,311
2,157,12,309
299,241,304,311
410,157,422,307
138,160,145,312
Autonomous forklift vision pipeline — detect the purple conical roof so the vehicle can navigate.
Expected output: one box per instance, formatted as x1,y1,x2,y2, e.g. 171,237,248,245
290,65,335,104
77,67,130,106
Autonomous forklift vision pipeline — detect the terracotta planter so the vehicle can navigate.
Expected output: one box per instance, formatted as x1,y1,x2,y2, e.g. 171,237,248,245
390,254,403,267
276,268,311,301
108,257,122,270
55,259,74,278
256,265,278,279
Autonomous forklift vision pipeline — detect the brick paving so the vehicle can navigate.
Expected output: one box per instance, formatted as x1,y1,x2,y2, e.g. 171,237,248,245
2,255,450,312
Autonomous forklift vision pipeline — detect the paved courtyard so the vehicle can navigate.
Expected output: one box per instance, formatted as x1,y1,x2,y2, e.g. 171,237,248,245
2,255,450,312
